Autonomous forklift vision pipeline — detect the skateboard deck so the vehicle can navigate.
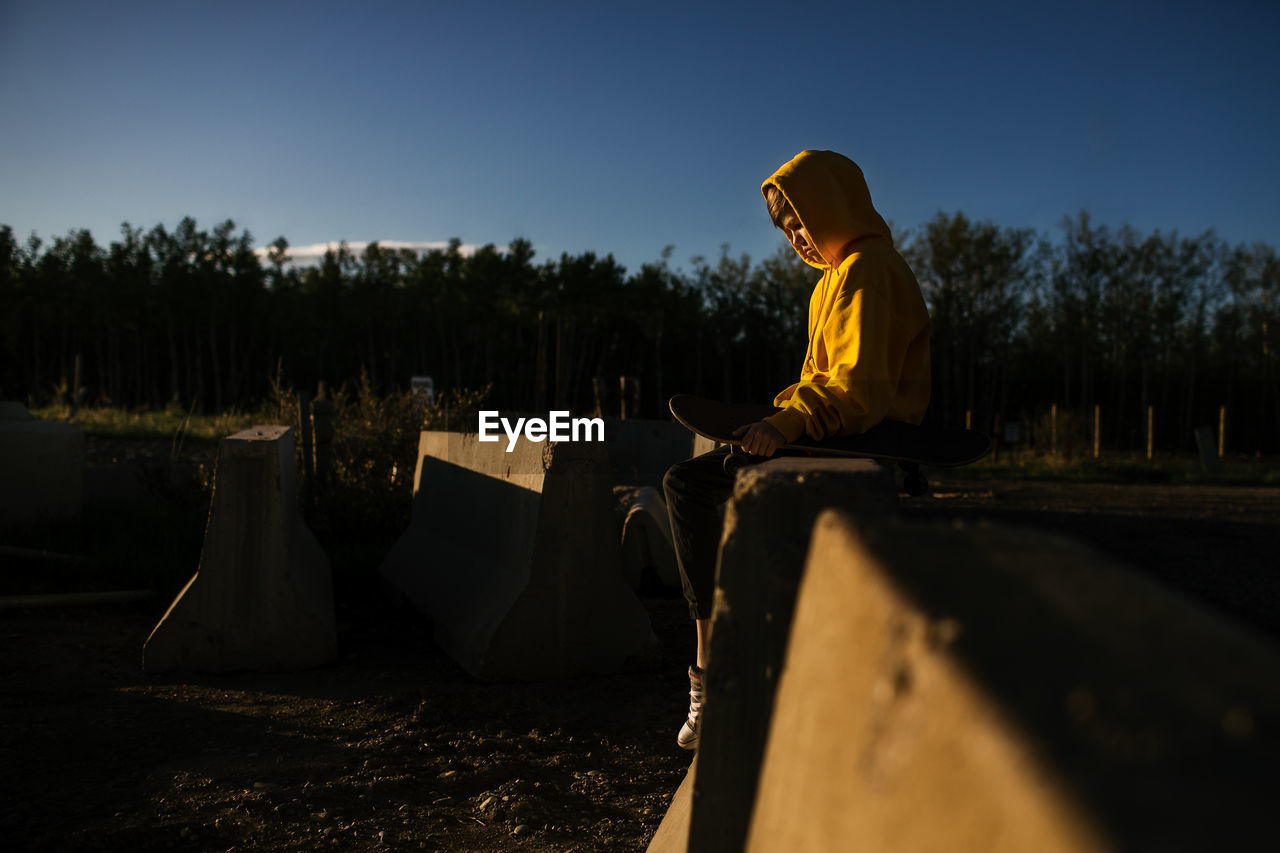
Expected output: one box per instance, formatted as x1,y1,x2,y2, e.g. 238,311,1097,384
669,394,991,494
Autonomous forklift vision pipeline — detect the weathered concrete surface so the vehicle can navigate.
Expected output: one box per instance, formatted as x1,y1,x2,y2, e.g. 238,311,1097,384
605,417,698,488
0,402,84,529
745,510,1280,852
690,435,720,458
0,401,35,421
689,458,895,853
380,431,658,680
646,759,696,853
614,486,680,591
143,426,335,673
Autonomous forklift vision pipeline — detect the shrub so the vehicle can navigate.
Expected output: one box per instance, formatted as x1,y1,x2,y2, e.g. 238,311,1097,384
261,371,490,541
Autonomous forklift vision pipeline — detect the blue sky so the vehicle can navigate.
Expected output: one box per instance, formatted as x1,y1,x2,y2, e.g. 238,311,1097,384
2,0,1277,273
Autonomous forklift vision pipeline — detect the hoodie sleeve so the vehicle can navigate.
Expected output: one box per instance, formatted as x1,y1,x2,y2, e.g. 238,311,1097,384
763,265,919,442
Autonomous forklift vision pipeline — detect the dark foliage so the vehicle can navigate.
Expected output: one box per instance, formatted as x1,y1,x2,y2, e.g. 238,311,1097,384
1,214,1276,452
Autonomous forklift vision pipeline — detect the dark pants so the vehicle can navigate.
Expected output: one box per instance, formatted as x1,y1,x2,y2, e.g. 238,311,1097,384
663,447,735,620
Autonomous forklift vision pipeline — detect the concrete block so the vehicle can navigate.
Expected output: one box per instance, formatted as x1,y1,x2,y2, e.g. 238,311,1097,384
646,759,696,853
0,403,84,529
614,486,680,591
691,435,721,458
0,401,35,421
380,431,658,680
605,417,698,488
745,511,1280,852
143,426,335,673
689,458,895,853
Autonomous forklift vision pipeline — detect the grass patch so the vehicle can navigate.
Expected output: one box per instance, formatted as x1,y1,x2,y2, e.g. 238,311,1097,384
31,402,257,443
20,380,492,609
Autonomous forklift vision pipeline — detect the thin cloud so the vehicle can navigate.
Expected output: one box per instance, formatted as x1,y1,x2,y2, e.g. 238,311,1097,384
253,240,496,267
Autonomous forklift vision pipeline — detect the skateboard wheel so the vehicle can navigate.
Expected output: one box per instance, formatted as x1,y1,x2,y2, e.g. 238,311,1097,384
903,472,928,497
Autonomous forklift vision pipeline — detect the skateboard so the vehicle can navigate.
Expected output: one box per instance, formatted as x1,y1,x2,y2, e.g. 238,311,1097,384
669,394,992,496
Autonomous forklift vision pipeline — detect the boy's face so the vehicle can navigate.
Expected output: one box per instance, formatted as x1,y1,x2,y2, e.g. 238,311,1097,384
777,209,826,267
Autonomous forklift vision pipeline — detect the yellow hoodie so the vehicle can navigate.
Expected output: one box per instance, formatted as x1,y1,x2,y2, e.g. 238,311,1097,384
760,150,931,442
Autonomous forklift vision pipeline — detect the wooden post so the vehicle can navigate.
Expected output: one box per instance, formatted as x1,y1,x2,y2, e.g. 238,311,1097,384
1218,405,1226,458
534,311,548,413
630,377,642,419
592,376,609,418
1151,405,1158,460
1093,405,1101,460
298,390,315,495
620,376,641,420
312,382,335,486
965,409,972,430
1050,404,1058,456
554,316,565,411
71,353,82,405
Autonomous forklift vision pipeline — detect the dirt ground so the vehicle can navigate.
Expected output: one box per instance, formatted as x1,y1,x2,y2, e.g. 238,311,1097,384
3,467,1279,852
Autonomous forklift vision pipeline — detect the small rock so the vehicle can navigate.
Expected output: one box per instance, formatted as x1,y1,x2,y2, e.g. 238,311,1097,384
512,824,531,837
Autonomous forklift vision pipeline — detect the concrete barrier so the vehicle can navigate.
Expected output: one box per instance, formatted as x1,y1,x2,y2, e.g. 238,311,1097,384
605,417,698,488
742,510,1280,852
0,402,84,529
691,435,720,458
380,431,658,680
614,484,686,591
647,759,697,853
687,458,896,853
614,486,681,592
143,426,335,673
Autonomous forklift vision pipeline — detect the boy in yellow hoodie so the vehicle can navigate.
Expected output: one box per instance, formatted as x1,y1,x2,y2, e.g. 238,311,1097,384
663,150,931,750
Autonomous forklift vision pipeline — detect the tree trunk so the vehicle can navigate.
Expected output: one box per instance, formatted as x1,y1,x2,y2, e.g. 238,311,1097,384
168,320,180,404
554,315,566,410
209,324,223,413
653,323,664,417
535,312,547,413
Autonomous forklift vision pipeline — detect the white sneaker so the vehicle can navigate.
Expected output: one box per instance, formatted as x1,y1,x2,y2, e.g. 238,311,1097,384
677,665,705,750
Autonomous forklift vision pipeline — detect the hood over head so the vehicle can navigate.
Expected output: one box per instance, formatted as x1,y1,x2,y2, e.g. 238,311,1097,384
761,150,893,269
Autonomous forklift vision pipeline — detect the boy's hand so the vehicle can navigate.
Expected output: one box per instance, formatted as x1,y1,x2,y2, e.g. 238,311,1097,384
732,421,786,457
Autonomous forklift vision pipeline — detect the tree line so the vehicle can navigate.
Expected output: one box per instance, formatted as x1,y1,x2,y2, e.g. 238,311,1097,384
1,213,1275,452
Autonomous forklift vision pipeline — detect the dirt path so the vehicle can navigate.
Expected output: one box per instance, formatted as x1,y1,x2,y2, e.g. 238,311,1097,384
0,591,696,852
